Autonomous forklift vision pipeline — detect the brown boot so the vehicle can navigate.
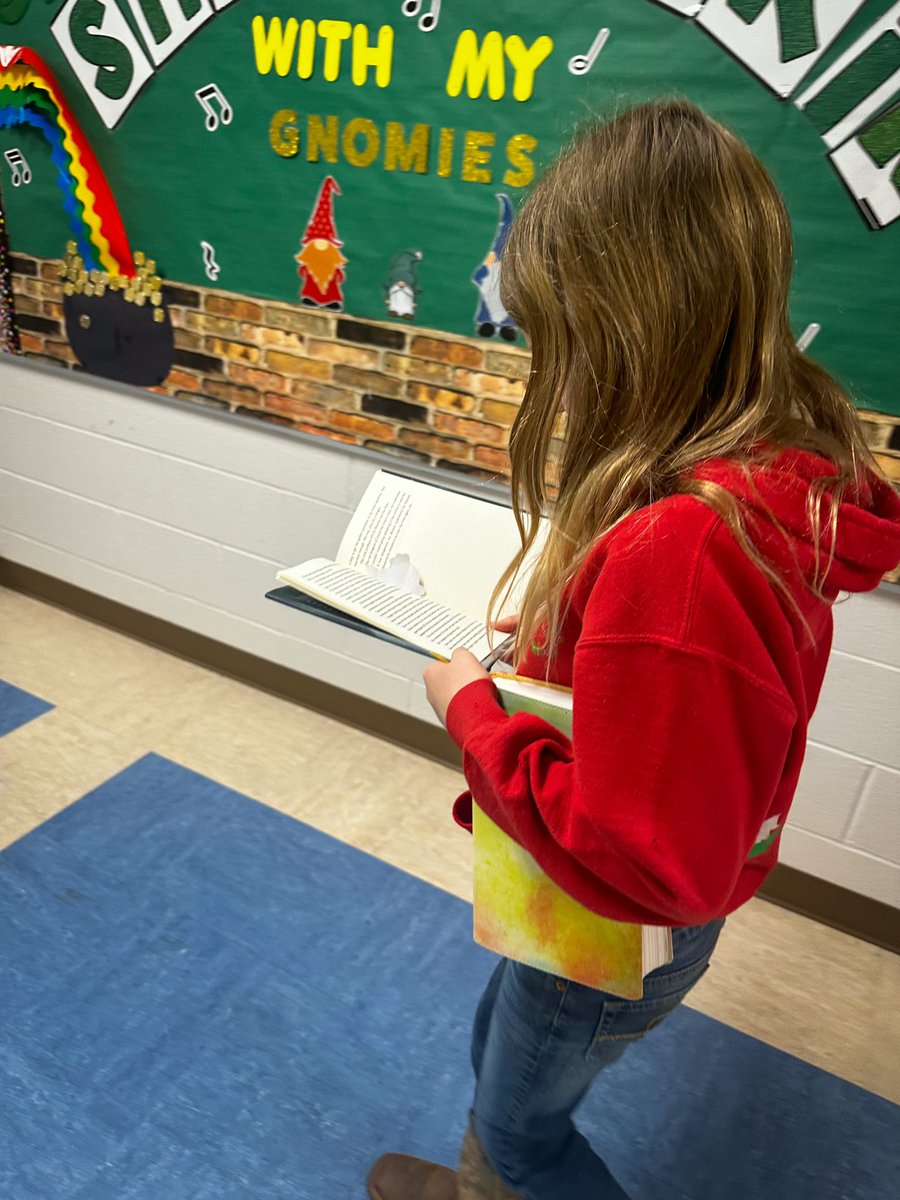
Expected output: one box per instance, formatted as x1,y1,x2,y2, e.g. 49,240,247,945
458,1123,522,1199
367,1152,457,1200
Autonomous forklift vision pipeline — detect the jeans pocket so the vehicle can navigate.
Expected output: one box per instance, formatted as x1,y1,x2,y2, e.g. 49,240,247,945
585,963,709,1060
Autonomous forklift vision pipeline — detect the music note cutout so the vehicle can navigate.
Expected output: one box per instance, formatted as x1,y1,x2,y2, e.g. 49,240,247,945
568,28,610,76
200,241,221,282
195,84,233,132
401,0,441,32
4,147,31,187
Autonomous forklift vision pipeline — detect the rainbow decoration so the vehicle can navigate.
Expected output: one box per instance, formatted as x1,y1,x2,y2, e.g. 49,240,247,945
0,45,134,276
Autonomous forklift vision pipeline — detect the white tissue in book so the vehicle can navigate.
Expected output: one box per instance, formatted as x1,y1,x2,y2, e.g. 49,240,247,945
364,553,425,596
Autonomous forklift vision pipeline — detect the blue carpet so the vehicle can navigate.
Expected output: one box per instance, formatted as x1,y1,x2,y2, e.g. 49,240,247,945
0,754,896,1200
0,679,53,737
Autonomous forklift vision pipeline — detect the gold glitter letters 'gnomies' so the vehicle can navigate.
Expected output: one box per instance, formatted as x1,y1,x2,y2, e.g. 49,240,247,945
267,113,536,187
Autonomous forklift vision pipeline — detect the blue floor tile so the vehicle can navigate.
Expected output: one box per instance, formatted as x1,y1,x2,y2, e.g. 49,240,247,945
0,753,896,1199
0,679,53,737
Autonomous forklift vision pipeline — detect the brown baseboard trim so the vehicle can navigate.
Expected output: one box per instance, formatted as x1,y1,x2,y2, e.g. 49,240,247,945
0,558,461,770
3,558,896,952
758,865,898,954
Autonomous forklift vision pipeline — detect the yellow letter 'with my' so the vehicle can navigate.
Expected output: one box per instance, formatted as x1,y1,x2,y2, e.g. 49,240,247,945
352,24,394,88
317,20,353,81
252,16,299,76
504,35,553,102
446,29,554,101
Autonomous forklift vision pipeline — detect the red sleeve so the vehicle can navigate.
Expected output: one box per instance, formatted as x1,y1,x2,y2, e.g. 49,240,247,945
445,512,799,926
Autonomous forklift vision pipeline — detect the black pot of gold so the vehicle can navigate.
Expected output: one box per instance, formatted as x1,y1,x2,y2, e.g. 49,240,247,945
60,246,174,387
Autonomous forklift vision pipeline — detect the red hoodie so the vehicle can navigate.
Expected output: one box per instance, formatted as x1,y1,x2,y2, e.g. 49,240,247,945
446,450,900,927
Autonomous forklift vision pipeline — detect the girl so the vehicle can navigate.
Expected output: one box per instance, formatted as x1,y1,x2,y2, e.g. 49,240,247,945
367,100,900,1200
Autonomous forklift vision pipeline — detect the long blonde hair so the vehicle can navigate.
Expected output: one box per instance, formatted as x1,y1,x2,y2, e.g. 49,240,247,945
490,99,875,662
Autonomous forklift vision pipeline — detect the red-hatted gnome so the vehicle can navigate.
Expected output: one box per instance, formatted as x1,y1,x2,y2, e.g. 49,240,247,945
295,176,346,309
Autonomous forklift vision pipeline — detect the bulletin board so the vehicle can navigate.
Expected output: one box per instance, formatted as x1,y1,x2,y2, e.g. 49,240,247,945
0,0,898,416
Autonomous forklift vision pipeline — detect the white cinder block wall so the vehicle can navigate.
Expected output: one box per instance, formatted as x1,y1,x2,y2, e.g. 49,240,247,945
2,358,898,907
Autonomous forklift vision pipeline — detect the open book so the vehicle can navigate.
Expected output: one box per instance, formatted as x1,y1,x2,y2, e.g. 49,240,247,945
476,674,673,998
273,470,544,661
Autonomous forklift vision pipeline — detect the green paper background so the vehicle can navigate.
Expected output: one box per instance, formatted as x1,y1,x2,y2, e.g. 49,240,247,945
1,0,898,415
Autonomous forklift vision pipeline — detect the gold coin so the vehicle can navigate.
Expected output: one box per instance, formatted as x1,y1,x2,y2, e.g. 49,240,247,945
79,313,91,330
153,307,165,323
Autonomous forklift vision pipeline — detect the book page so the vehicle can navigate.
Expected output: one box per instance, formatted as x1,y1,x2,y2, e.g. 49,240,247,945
277,559,493,660
337,471,545,622
641,925,674,975
337,474,416,572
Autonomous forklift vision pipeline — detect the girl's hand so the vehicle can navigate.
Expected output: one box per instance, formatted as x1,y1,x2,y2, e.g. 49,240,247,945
424,648,492,727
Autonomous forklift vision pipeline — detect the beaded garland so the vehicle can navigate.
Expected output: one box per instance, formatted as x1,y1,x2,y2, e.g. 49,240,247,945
0,187,21,357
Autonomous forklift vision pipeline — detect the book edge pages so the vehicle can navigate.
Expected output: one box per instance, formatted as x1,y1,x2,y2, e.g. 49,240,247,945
275,564,492,661
492,674,574,710
266,587,429,656
641,924,675,975
276,557,339,584
491,672,573,695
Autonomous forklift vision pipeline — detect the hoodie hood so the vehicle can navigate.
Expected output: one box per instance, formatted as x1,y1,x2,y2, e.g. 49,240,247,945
692,448,900,595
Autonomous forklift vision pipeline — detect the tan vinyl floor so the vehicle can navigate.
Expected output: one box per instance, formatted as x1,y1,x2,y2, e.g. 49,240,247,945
2,584,898,1104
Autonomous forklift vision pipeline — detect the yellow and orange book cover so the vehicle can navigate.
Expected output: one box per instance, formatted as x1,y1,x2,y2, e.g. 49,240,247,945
474,675,672,1000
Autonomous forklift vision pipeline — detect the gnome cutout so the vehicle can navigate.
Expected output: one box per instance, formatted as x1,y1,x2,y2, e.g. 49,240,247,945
296,176,346,309
384,250,423,320
472,193,518,341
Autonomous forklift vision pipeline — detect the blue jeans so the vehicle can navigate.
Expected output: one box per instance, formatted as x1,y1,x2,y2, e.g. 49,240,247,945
470,920,725,1199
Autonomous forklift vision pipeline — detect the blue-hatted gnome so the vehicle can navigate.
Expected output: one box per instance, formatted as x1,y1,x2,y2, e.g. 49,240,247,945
384,250,423,319
471,193,518,342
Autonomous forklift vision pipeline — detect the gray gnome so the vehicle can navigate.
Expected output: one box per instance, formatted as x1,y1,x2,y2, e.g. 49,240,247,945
384,250,423,319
